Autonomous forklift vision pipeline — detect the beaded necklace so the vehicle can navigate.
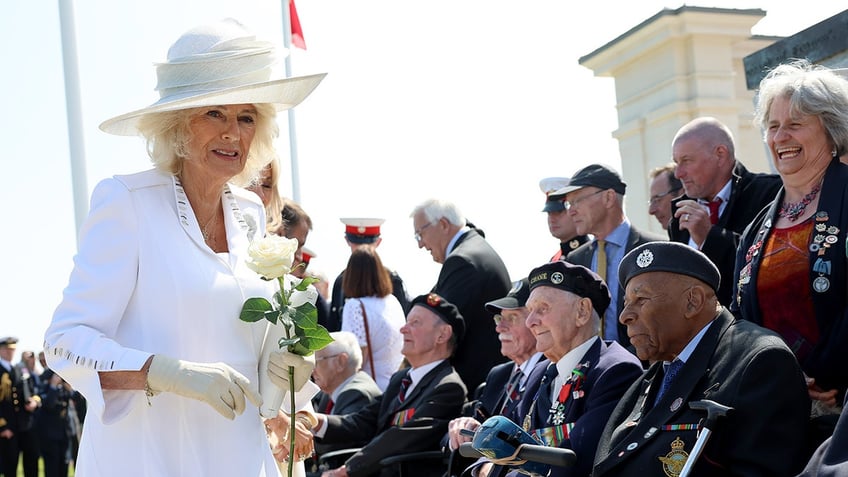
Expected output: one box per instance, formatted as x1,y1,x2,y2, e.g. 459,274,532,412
777,183,821,222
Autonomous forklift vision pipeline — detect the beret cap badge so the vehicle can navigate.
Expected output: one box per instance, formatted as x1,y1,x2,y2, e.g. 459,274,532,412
426,293,441,307
550,272,564,284
636,249,654,268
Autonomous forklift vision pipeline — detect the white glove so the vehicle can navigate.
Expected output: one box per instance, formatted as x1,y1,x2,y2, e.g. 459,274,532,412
267,351,315,393
147,355,262,420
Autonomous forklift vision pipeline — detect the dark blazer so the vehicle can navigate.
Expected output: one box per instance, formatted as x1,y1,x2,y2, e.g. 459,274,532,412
551,235,591,262
0,363,36,434
321,360,467,477
508,340,643,477
565,223,666,350
798,394,848,477
450,361,515,423
669,161,781,306
593,309,811,477
732,158,848,400
432,228,511,396
330,268,410,333
314,371,382,457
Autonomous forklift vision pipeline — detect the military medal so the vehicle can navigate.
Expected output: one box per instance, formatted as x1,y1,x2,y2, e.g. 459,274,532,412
658,437,689,477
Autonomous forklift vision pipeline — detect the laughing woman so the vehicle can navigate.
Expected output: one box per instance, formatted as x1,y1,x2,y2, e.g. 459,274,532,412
733,60,848,447
43,19,325,477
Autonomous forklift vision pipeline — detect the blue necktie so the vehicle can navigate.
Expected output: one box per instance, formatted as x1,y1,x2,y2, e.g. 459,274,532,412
655,360,684,405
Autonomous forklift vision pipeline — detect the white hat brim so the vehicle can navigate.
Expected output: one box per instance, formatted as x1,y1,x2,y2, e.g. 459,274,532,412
99,72,327,136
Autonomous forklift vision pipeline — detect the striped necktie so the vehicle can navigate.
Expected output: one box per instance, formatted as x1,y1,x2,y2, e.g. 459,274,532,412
500,367,524,415
398,373,412,404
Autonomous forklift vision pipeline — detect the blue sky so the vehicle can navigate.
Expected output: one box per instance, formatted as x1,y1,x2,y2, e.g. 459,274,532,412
3,1,845,353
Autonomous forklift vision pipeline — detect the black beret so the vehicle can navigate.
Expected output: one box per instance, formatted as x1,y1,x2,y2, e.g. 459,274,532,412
0,336,19,347
554,163,627,196
485,278,531,314
619,241,720,291
528,261,611,317
411,293,465,342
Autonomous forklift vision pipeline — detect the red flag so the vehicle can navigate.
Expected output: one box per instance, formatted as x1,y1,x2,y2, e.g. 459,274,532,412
289,0,306,50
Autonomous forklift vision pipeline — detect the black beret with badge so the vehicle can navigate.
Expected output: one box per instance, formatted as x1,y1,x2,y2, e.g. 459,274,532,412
619,241,720,292
527,261,611,317
485,278,531,314
411,293,466,342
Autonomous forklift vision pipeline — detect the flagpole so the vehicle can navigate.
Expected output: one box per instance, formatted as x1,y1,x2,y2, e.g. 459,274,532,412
58,0,89,244
281,0,302,203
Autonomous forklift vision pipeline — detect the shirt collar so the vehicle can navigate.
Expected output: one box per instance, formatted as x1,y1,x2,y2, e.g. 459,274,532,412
665,318,715,366
602,219,631,249
331,372,359,402
699,179,732,205
405,359,445,395
446,226,471,256
555,336,598,380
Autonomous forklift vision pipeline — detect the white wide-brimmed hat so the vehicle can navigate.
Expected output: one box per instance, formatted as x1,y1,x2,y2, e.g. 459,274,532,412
100,18,326,136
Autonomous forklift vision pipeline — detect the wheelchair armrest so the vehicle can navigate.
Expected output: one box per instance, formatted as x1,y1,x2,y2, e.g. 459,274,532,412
318,448,361,467
379,450,446,467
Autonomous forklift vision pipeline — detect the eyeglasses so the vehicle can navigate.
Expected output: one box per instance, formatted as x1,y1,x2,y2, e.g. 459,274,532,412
563,189,606,210
647,187,682,206
316,353,341,361
492,314,522,326
414,222,434,242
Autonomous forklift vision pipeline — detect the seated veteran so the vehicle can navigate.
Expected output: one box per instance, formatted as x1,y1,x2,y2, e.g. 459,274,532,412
445,278,545,472
310,331,382,470
593,241,811,477
480,262,644,477
308,293,467,477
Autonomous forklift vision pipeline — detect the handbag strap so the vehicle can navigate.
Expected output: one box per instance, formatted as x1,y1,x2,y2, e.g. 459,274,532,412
358,299,377,378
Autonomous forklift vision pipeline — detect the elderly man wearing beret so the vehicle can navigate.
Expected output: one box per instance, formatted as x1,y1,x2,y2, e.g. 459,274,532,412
478,262,644,477
593,242,811,477
308,294,467,477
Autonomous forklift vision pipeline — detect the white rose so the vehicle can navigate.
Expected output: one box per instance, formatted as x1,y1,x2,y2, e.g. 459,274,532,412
246,235,299,280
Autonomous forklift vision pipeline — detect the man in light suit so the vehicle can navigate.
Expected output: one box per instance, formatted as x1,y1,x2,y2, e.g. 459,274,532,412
593,242,810,476
311,331,382,468
310,294,467,477
411,199,512,397
558,164,665,351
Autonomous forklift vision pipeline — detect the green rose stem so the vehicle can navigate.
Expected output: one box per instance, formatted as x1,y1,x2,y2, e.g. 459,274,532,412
278,276,297,477
238,254,333,477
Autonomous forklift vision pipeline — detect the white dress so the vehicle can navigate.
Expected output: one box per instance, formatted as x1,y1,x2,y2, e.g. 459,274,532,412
341,295,405,390
44,169,313,477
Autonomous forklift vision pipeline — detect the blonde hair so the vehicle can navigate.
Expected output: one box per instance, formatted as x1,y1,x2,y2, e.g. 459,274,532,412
136,103,279,185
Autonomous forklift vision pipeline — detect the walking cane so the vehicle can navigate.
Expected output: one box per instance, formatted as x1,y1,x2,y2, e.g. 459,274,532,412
679,399,733,477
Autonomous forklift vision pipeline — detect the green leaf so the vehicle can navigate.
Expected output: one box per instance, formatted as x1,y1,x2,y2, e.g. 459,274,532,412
288,341,312,356
293,276,319,291
297,325,334,351
292,303,318,329
239,297,273,322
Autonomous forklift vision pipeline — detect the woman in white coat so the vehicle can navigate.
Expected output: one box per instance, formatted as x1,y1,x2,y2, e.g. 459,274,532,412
43,19,325,477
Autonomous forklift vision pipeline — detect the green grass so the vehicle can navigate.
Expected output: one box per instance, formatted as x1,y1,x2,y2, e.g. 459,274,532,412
16,458,76,477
